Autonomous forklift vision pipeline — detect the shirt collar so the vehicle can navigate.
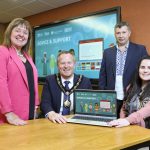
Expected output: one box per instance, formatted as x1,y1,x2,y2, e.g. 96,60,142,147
61,74,74,85
116,41,129,51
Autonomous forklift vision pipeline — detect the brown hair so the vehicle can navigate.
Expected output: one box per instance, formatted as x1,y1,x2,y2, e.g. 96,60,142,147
3,18,32,52
57,49,75,64
115,21,131,31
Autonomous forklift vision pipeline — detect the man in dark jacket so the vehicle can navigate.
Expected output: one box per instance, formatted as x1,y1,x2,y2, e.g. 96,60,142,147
41,50,92,123
99,21,147,118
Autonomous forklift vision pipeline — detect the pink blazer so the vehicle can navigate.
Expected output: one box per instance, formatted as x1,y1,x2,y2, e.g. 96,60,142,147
0,46,39,123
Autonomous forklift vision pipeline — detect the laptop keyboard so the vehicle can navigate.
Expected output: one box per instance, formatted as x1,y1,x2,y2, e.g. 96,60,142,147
72,116,112,122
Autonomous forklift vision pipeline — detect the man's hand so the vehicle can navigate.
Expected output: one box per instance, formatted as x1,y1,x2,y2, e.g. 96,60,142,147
47,111,67,124
5,112,27,126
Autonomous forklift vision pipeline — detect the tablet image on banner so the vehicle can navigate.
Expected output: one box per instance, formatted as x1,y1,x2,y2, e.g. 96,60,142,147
79,38,103,61
75,38,103,77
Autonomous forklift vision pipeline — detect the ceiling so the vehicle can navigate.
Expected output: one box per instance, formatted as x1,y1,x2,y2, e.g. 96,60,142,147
0,0,81,23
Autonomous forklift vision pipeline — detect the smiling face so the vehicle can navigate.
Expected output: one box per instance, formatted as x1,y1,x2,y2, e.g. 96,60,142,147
139,59,150,85
58,53,75,79
10,24,29,50
115,25,131,46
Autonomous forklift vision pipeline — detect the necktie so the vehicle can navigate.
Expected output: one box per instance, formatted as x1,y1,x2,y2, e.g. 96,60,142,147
62,81,70,115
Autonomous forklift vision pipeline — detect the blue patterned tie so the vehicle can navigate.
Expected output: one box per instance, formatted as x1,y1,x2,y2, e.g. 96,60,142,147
62,81,70,115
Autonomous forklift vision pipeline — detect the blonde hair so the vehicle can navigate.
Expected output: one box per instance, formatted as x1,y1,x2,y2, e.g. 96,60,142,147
3,18,32,52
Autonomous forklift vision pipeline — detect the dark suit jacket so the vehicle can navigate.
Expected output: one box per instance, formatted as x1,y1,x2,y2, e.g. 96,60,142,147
99,42,147,90
40,74,92,115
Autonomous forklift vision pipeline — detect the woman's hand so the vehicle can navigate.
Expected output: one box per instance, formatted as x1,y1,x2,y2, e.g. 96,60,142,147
109,118,130,127
5,112,27,126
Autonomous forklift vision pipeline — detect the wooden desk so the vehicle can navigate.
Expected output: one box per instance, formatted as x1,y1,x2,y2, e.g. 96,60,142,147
0,118,150,150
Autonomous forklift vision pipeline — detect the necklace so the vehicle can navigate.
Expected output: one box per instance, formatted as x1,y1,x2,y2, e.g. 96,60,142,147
56,73,83,96
16,50,24,57
16,50,26,63
56,74,83,108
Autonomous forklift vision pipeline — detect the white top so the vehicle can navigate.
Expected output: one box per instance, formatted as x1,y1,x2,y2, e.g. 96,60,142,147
115,75,124,100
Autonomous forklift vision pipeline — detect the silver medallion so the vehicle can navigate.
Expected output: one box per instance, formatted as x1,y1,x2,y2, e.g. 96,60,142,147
65,91,69,96
64,100,71,108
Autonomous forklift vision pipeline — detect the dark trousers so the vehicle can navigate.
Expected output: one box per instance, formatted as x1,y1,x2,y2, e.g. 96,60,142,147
117,100,123,118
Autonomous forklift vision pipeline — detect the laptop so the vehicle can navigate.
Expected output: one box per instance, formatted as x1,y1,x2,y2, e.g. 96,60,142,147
67,89,117,127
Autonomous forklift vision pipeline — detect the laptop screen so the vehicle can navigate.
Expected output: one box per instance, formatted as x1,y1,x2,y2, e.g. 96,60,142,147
74,89,117,117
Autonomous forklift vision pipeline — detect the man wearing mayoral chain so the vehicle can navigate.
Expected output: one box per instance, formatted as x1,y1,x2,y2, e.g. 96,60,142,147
40,50,92,123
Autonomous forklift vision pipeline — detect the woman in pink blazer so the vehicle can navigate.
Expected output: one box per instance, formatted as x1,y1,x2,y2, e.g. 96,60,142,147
109,55,150,128
0,18,39,125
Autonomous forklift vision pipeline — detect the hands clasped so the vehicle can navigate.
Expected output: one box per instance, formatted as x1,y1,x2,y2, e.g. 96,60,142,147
109,118,130,128
47,111,67,124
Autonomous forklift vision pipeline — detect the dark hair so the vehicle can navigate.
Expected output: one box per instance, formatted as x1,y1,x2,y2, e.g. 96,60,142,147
3,18,32,52
126,55,150,102
115,21,131,31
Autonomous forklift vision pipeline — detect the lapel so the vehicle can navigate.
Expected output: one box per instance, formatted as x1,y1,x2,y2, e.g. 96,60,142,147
123,42,133,74
73,74,78,84
111,46,117,76
9,47,29,89
56,75,64,108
